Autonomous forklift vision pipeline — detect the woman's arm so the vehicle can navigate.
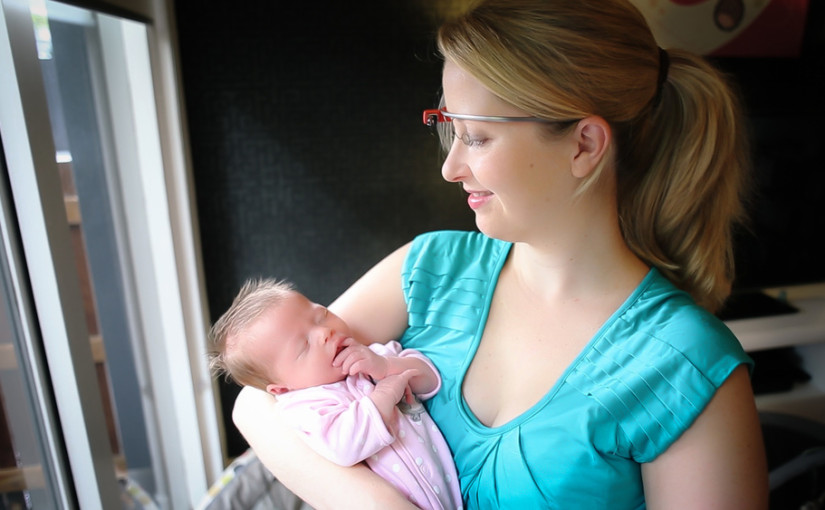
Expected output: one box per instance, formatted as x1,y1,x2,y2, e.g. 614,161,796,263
233,386,418,510
641,366,769,509
328,242,411,344
232,242,416,509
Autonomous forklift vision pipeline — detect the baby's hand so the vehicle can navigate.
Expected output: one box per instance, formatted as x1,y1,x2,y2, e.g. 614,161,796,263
333,339,388,380
370,369,421,428
373,369,420,405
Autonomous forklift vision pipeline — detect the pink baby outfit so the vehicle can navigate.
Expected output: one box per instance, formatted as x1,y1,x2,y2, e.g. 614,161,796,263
276,341,463,510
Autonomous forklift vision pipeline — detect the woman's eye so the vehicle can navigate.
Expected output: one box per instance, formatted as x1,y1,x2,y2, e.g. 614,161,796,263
456,132,487,147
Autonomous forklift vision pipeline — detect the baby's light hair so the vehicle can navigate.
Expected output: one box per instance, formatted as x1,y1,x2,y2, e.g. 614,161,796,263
208,278,295,390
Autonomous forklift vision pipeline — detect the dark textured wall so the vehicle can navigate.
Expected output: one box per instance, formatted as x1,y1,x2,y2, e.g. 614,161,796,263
175,1,474,456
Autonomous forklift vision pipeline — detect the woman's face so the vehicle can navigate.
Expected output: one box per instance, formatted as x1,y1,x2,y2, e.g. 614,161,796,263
440,60,581,244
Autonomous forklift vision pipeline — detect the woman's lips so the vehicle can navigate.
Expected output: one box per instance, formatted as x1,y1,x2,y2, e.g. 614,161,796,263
466,190,493,210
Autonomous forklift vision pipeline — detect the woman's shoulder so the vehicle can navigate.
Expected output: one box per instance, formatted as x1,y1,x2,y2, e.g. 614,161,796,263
400,231,508,333
410,229,502,250
406,230,508,266
625,269,747,365
402,230,510,282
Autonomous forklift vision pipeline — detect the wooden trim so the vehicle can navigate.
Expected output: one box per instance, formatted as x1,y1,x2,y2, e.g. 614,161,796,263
90,334,105,363
1,337,104,370
64,195,81,225
0,464,45,493
0,455,124,493
0,345,15,370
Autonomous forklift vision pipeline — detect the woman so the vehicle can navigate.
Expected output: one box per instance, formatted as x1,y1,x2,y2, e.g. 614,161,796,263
233,0,769,507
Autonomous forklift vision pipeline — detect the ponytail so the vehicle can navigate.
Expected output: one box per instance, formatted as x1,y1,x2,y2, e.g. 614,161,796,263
615,50,750,312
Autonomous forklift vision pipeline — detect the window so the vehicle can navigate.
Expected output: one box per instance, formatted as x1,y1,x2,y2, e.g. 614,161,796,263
0,1,220,507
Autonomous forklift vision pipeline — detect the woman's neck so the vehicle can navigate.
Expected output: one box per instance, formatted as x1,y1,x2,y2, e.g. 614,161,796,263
506,219,648,304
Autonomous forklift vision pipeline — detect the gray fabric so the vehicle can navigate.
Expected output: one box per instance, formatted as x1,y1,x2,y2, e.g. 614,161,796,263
200,450,313,510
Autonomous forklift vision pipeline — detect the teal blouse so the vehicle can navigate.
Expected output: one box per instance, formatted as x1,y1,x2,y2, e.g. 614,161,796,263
398,231,751,509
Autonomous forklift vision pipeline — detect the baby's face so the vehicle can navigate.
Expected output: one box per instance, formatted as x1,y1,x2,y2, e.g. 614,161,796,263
241,292,353,394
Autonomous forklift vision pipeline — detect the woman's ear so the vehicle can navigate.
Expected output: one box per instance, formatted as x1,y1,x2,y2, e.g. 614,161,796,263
570,116,611,179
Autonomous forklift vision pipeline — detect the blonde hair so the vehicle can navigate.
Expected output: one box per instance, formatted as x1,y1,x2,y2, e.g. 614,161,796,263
437,0,749,312
208,278,295,390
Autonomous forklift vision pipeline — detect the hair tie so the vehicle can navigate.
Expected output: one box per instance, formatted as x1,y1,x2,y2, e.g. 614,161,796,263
653,47,670,107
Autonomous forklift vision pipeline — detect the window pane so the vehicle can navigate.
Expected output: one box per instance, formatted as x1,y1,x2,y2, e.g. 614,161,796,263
36,2,162,502
0,148,67,510
28,0,160,504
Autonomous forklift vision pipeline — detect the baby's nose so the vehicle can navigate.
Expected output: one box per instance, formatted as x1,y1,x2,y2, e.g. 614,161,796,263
314,326,332,344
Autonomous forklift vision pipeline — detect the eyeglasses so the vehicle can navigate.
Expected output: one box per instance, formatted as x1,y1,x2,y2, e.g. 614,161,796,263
421,108,581,152
422,108,579,128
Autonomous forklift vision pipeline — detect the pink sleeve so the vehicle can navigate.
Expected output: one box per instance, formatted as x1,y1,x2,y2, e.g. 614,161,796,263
276,381,395,466
369,341,442,400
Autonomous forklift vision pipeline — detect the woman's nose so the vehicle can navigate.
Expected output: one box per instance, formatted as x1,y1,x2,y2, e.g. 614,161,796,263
441,143,467,183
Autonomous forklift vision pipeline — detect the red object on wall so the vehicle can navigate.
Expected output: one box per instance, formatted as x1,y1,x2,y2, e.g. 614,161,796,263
710,0,810,57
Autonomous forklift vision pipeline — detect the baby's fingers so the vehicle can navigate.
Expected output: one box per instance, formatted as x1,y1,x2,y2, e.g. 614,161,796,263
345,358,368,375
398,368,421,382
339,351,373,376
331,337,359,366
333,344,360,368
403,384,415,405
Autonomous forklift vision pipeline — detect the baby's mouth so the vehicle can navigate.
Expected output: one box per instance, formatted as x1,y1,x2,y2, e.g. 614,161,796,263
331,336,347,358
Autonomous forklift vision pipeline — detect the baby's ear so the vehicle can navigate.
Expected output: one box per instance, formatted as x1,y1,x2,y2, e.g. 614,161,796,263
266,383,289,395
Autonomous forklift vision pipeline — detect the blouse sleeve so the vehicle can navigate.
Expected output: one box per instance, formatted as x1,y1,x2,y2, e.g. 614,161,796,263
567,294,753,463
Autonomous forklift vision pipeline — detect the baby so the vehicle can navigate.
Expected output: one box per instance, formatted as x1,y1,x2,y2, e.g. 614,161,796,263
209,278,462,510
